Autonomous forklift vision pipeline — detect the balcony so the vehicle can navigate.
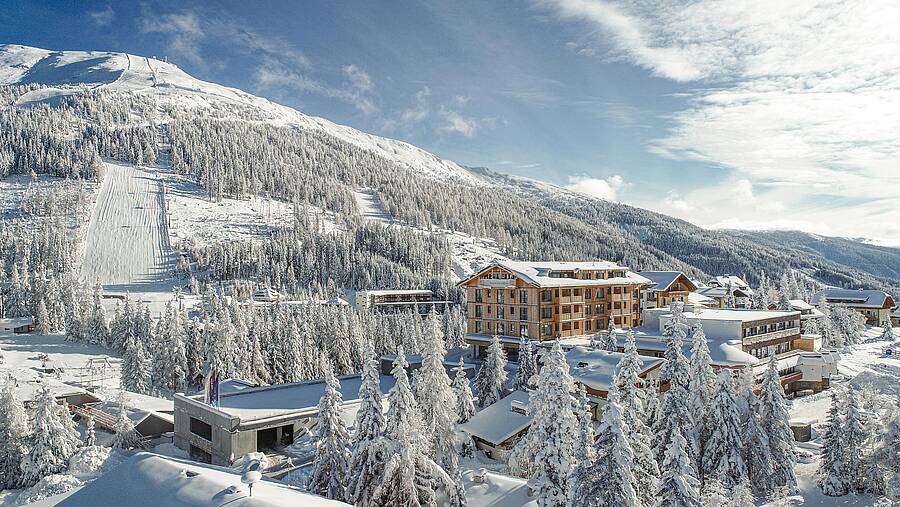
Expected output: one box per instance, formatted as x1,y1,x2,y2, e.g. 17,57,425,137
743,327,800,346
481,279,516,289
558,295,585,304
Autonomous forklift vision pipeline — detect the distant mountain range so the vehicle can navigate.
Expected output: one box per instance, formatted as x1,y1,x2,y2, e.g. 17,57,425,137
2,44,897,295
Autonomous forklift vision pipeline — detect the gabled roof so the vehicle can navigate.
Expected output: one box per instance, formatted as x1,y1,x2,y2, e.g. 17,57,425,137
460,390,531,445
811,289,894,309
459,260,651,288
695,286,753,299
639,271,697,292
708,275,751,289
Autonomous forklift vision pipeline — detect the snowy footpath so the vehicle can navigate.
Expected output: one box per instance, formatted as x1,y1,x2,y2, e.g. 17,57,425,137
80,161,176,294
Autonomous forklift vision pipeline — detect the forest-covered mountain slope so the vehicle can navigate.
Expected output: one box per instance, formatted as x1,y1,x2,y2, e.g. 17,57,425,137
1,44,897,297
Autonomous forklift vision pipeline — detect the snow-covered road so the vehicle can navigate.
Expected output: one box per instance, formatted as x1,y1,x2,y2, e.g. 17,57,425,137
80,162,175,293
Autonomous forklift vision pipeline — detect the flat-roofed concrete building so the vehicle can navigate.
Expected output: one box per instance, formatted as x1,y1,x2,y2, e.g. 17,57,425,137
174,374,396,465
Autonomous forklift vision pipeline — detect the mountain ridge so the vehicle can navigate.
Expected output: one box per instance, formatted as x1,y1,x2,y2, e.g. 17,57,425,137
2,43,897,295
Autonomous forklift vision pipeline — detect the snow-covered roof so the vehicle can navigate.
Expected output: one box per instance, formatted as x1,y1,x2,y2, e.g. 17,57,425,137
565,346,662,391
179,374,397,423
708,275,752,290
45,452,345,506
639,271,695,292
687,292,716,306
362,289,433,296
695,286,753,299
462,469,537,507
811,289,893,309
625,327,760,367
682,308,800,323
471,260,650,288
789,299,814,311
9,377,89,403
459,390,531,445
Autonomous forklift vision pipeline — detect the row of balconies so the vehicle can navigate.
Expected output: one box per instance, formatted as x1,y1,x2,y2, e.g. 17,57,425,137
743,327,801,347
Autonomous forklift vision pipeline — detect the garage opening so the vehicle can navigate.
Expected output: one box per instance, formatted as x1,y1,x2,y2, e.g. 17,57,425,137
257,427,278,451
279,424,294,446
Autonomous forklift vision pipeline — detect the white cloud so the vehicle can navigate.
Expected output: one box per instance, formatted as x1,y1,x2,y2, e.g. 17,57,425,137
539,0,900,244
343,64,373,93
88,6,114,26
440,107,479,137
141,12,205,65
565,174,626,201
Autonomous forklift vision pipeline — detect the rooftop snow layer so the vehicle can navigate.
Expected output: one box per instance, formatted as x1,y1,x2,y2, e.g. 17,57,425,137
811,288,893,309
479,260,650,288
459,390,531,445
639,271,691,292
45,452,345,506
565,346,663,391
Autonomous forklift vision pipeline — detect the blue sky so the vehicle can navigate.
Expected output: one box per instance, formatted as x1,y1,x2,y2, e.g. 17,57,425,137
4,0,900,244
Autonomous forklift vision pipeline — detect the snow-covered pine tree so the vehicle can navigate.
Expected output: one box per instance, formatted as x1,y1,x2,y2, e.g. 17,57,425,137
613,330,659,506
757,355,797,496
655,426,702,507
87,284,110,346
569,386,636,507
818,390,849,496
346,341,386,507
36,298,50,335
654,305,695,465
451,358,475,424
600,318,618,351
875,404,900,473
373,349,459,507
84,414,96,447
742,393,776,497
121,333,150,395
308,362,351,500
687,324,716,474
414,309,459,473
0,376,28,489
841,389,882,494
573,384,595,462
58,400,82,455
701,371,746,489
513,334,537,391
529,340,579,507
111,390,141,449
776,290,793,311
475,335,507,408
20,384,79,486
880,316,894,342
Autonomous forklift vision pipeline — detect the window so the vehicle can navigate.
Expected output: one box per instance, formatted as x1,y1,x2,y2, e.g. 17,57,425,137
562,289,571,297
520,307,528,321
475,305,483,318
562,323,572,331
520,290,528,304
497,306,504,319
510,289,516,299
541,324,551,336
541,307,552,319
497,323,505,335
563,305,571,314
574,305,581,313
475,289,483,303
541,290,552,302
498,291,505,304
519,324,528,337
190,417,213,441
574,288,582,297
586,320,592,330
585,305,592,315
614,287,622,294
475,321,483,333
585,288,592,299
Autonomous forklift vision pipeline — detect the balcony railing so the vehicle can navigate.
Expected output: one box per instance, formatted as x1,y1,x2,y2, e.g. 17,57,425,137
743,327,799,346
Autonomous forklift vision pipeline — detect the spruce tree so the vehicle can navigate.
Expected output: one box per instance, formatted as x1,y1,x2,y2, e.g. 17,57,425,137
121,333,150,395
20,384,79,486
701,371,746,488
346,342,386,507
0,376,28,489
308,362,350,500
881,317,894,342
654,309,695,465
111,390,141,449
451,359,475,424
655,427,702,507
415,310,459,472
757,355,797,496
818,390,849,496
742,394,775,497
475,335,507,408
687,324,716,473
84,414,96,447
529,340,579,507
513,334,537,391
573,385,595,462
569,387,637,507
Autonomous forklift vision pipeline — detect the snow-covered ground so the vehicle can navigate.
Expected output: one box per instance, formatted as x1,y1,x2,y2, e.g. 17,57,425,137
352,188,507,281
80,161,175,294
166,175,339,248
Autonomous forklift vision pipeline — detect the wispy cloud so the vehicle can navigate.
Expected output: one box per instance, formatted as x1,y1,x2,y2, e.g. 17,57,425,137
88,5,115,27
539,0,900,243
439,107,480,137
141,12,205,65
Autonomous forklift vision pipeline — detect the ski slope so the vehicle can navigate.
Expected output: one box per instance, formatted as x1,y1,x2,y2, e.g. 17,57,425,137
80,162,175,294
